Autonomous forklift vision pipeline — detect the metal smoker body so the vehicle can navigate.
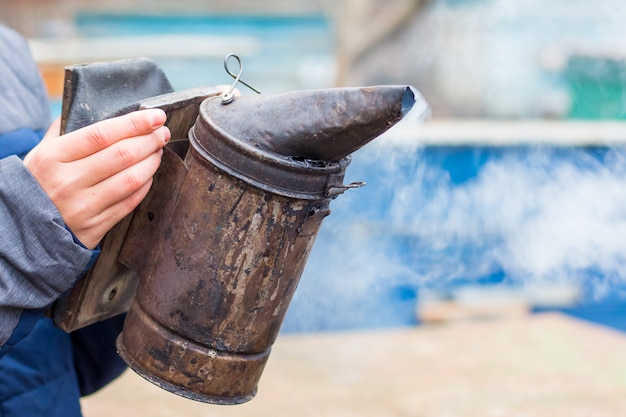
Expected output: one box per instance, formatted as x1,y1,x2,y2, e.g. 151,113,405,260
118,125,331,403
118,86,417,404
50,58,418,405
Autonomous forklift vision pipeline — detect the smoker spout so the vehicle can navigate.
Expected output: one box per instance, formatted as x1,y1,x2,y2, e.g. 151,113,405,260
206,85,417,162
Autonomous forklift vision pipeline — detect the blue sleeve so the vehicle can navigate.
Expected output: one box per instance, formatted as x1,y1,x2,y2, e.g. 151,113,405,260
0,156,96,352
0,310,42,358
71,313,128,396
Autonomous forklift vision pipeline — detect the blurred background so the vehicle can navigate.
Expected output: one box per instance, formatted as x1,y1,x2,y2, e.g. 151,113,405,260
5,1,626,415
3,0,626,337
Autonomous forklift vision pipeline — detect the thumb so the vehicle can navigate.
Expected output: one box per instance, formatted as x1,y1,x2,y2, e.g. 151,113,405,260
23,117,61,165
41,117,62,142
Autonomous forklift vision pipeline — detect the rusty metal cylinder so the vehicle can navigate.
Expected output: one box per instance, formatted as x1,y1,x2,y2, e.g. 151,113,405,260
116,86,417,404
117,158,330,403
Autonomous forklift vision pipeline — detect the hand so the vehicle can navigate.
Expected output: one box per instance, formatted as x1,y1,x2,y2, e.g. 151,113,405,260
24,109,171,249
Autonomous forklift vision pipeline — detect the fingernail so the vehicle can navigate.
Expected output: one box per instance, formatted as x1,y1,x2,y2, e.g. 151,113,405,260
149,109,167,127
160,126,171,144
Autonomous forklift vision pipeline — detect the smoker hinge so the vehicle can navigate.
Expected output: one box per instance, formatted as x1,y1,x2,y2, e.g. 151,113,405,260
324,159,366,197
324,179,367,197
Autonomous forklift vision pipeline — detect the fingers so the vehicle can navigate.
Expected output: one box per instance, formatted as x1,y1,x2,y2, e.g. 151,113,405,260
23,108,171,250
90,147,164,209
72,177,156,249
58,148,164,249
56,109,167,162
71,124,170,186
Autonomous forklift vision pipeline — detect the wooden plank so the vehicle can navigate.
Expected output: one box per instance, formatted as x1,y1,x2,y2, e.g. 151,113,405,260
81,313,626,416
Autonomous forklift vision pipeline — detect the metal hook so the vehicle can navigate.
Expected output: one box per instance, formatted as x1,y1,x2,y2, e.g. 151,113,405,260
325,181,367,197
221,53,261,105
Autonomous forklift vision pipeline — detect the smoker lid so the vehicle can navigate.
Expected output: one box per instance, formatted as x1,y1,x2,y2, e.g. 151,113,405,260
203,85,416,162
189,85,417,200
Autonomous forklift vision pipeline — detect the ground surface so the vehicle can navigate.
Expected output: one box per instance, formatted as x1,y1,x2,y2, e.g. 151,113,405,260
81,313,626,417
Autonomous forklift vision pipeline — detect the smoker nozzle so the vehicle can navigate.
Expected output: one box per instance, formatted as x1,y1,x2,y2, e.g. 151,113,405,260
202,85,417,162
190,85,419,200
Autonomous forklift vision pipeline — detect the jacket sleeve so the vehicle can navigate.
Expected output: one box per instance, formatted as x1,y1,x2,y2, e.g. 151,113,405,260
0,155,96,351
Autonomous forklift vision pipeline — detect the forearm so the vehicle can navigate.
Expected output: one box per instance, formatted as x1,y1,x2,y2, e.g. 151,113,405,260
0,156,94,347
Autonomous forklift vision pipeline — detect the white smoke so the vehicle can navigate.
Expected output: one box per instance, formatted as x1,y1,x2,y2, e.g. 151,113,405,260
283,140,626,332
387,146,626,289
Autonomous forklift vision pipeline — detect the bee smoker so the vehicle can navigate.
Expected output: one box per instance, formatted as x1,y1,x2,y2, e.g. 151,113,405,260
115,86,418,404
49,57,420,405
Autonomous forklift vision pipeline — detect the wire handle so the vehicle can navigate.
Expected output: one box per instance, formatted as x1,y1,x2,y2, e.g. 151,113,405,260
221,53,261,104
